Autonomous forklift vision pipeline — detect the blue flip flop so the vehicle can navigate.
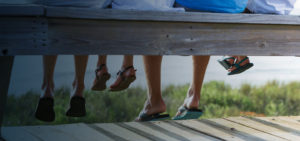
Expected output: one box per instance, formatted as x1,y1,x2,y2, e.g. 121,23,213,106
136,112,170,122
172,106,203,120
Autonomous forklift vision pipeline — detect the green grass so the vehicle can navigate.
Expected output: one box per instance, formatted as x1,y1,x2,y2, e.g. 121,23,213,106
4,80,300,126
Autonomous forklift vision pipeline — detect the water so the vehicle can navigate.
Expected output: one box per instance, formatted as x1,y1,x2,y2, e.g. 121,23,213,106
8,55,300,96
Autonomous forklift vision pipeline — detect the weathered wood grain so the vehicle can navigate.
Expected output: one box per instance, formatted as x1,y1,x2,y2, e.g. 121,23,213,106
0,56,14,141
153,121,218,141
210,118,286,141
0,17,48,56
45,18,300,56
96,123,150,141
225,117,299,140
175,120,243,140
0,4,44,16
45,7,300,25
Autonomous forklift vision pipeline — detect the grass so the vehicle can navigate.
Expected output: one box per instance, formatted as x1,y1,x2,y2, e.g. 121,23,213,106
4,80,300,126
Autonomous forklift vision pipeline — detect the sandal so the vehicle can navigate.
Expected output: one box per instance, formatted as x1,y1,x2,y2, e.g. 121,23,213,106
135,111,170,122
35,97,55,122
218,57,235,70
91,64,111,91
172,106,203,120
66,96,86,117
110,66,136,92
228,57,253,75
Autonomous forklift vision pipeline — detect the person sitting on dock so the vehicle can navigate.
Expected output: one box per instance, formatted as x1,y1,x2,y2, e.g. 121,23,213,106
34,0,112,122
136,0,250,121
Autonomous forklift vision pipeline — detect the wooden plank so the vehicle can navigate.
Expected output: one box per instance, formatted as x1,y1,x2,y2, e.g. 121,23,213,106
2,127,41,141
0,56,14,141
153,121,220,141
53,123,114,141
0,17,48,56
209,118,286,141
225,117,299,140
45,18,300,56
23,123,114,141
45,7,300,25
95,123,151,141
253,117,300,136
174,120,243,140
122,122,181,141
0,4,44,16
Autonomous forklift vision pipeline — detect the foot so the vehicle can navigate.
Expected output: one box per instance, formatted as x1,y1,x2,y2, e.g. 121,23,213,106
66,96,86,117
135,98,166,121
110,66,136,91
91,64,111,91
175,88,200,117
228,56,250,73
35,97,55,122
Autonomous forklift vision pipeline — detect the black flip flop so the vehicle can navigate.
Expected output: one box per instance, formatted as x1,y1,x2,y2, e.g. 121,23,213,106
35,97,55,122
136,112,170,122
91,64,111,91
218,57,235,70
66,96,86,117
110,66,136,92
228,57,254,75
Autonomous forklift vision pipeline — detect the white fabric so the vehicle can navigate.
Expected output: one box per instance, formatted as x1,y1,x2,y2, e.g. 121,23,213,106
247,0,298,15
112,0,184,12
36,0,112,8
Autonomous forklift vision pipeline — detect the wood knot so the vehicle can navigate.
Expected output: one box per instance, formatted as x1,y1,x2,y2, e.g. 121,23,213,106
230,128,235,131
259,41,267,49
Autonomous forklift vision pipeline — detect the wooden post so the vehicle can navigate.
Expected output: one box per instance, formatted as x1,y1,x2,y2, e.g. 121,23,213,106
0,56,14,141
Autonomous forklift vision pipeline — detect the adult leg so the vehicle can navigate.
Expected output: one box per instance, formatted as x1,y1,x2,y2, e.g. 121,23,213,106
35,55,57,122
66,55,88,117
0,56,14,141
41,55,57,98
136,56,166,121
91,55,110,91
72,55,88,97
175,56,210,118
110,55,136,91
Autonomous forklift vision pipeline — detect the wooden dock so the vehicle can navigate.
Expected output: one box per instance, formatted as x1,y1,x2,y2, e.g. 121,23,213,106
3,116,300,141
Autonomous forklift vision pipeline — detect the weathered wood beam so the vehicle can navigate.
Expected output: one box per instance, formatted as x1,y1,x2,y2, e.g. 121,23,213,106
0,4,44,16
0,17,48,56
0,56,14,141
45,7,300,25
46,19,300,56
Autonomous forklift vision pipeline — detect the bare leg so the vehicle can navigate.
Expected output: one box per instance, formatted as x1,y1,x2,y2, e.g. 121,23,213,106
96,55,108,76
176,56,210,115
41,55,57,98
72,55,88,97
137,56,166,120
110,55,135,89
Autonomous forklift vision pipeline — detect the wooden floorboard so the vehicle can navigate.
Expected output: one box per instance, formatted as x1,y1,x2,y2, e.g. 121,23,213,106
3,116,300,141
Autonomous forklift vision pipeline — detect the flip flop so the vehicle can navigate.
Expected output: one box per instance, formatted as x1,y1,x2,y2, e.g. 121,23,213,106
228,57,254,75
91,64,111,91
35,97,55,122
136,112,170,122
218,57,235,70
172,106,203,120
66,96,86,117
110,66,136,92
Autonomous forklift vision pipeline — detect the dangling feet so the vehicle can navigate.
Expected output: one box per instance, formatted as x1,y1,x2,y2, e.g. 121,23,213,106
66,79,86,117
35,86,55,122
173,88,203,120
135,98,169,122
110,66,136,91
218,56,253,75
91,64,111,91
